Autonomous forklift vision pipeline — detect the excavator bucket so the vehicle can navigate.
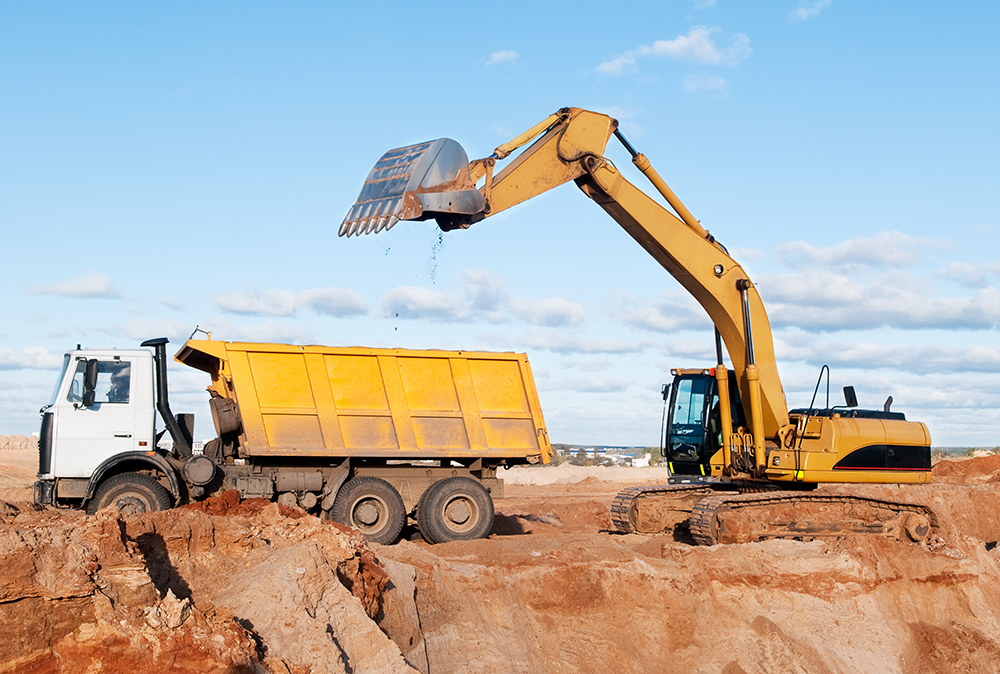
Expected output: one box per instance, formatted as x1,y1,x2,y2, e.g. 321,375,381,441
340,138,486,237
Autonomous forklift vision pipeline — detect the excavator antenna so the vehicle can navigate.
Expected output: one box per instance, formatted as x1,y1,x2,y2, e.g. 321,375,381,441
340,138,486,237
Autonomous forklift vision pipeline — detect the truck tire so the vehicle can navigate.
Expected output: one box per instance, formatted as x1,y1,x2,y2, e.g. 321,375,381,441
417,476,494,544
87,472,172,515
331,477,406,545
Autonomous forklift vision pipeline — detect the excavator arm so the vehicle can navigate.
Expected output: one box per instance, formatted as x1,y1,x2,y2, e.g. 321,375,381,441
341,107,794,471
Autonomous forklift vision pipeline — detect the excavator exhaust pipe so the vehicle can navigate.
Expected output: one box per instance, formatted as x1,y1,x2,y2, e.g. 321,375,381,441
340,138,486,237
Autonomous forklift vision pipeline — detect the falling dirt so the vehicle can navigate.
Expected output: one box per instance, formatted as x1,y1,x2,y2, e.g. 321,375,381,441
2,447,1000,673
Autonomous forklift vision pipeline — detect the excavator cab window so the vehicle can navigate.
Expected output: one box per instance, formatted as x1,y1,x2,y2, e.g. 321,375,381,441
666,376,711,464
667,373,746,473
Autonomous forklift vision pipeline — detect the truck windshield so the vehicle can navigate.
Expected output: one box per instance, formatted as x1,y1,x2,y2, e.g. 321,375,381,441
48,355,71,407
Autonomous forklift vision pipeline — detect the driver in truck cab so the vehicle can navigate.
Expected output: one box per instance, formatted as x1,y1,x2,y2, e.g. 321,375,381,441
106,365,130,403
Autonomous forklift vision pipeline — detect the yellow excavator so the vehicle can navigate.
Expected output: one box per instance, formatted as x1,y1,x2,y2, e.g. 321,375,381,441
340,107,937,545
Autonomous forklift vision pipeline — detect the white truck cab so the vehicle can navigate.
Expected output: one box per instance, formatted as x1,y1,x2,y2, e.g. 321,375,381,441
35,338,190,513
39,347,157,479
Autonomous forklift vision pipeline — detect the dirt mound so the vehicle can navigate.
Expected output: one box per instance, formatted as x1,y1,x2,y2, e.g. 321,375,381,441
0,435,36,451
0,496,416,673
933,453,1000,483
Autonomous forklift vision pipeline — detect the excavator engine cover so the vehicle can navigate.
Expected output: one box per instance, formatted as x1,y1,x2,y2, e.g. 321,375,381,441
340,138,485,236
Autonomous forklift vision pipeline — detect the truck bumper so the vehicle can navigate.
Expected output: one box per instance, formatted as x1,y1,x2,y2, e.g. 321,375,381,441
33,480,54,506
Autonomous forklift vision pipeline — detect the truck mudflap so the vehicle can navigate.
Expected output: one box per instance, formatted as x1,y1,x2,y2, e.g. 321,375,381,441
33,480,55,506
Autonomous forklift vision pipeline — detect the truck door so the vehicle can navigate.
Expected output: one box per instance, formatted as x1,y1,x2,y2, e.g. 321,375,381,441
52,357,139,477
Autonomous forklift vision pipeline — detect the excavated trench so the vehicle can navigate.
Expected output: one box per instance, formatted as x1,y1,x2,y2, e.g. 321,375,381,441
2,447,1000,673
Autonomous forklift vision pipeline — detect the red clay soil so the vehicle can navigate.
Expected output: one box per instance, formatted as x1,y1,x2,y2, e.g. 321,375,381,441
3,448,1000,673
933,453,1000,483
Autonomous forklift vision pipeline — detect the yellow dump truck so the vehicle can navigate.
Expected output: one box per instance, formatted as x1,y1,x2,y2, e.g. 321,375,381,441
33,337,550,544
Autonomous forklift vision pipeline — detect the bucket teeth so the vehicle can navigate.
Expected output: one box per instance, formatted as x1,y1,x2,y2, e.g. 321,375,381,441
340,138,483,237
375,215,398,234
341,194,403,237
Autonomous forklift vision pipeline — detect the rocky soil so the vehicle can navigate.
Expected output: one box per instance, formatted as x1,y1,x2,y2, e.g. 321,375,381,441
2,440,1000,673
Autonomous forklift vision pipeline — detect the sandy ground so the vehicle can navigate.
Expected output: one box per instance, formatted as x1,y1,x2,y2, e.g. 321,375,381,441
0,449,36,502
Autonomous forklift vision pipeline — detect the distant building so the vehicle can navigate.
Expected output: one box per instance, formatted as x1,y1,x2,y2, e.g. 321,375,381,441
630,453,651,468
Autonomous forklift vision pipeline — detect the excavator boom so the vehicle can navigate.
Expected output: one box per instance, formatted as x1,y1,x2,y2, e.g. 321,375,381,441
341,107,790,464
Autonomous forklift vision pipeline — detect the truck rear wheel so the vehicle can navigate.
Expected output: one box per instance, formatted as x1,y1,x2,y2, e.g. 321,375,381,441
87,472,172,515
417,477,494,544
331,477,406,545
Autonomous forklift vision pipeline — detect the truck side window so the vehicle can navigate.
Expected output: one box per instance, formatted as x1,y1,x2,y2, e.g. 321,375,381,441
66,360,131,404
105,363,131,403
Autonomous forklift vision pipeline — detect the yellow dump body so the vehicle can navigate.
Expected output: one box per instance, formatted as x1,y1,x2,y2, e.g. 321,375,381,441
175,339,551,463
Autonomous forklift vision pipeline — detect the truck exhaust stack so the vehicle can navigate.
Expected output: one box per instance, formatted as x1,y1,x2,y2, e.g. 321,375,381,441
339,138,485,236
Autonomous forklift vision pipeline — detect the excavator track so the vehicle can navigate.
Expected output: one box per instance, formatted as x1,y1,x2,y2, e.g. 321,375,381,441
611,484,721,534
610,481,782,534
688,492,939,546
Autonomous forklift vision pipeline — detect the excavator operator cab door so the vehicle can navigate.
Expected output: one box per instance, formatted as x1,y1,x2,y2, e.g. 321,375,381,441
665,373,746,476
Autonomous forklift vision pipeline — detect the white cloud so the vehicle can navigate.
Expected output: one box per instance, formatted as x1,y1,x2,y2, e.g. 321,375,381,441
682,73,729,93
380,270,585,327
486,50,519,66
748,232,1000,331
761,270,1000,331
509,297,586,327
553,375,633,394
618,293,711,333
775,335,1000,375
522,331,647,355
212,287,367,317
596,53,640,77
774,231,934,270
115,319,195,343
936,259,1000,289
180,318,317,345
25,271,120,298
299,288,370,316
597,26,751,75
0,346,63,370
221,320,318,344
787,0,833,23
381,286,468,322
661,338,717,360
213,288,298,316
462,269,508,311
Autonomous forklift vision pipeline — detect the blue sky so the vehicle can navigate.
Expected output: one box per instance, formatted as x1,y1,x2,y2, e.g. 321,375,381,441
2,1,999,447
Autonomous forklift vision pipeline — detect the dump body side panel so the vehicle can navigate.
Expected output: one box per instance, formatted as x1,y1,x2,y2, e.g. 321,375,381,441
176,340,550,463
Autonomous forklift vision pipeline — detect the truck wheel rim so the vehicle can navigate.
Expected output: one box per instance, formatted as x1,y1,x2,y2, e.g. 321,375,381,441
443,495,478,533
114,495,148,515
353,497,387,530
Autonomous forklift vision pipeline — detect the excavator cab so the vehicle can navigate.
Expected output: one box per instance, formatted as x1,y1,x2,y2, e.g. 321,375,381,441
664,370,746,476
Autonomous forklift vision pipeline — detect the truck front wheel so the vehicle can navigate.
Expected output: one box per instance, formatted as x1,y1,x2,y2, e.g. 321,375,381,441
417,477,494,544
86,472,172,515
330,477,406,545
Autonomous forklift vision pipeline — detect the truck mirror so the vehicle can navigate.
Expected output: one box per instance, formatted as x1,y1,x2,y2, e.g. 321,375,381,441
661,383,671,401
83,360,99,408
843,386,858,408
